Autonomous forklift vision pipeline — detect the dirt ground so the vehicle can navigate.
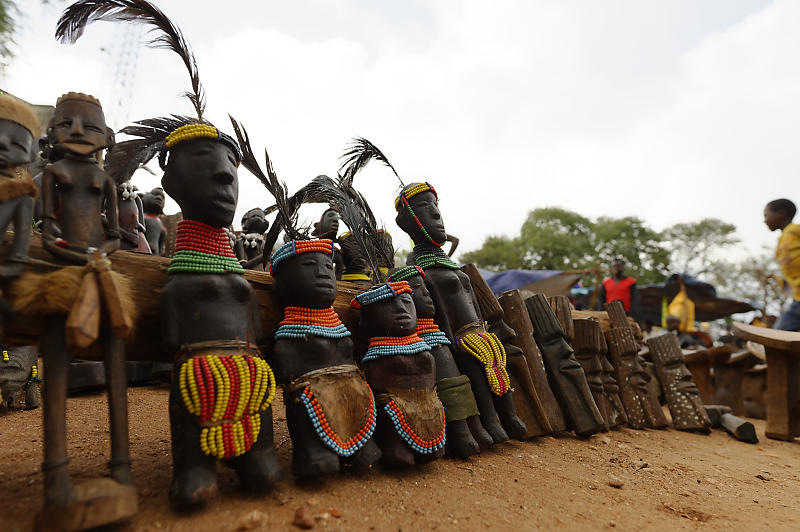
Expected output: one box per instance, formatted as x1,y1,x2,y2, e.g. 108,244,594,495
1,385,799,531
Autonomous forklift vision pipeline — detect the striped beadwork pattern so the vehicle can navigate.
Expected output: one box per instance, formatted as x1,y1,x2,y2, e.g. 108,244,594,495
384,400,446,454
350,281,413,309
270,239,334,274
458,332,510,396
299,386,377,456
168,220,244,274
413,245,460,271
417,318,451,347
274,306,351,340
362,333,429,362
388,265,425,283
178,353,276,459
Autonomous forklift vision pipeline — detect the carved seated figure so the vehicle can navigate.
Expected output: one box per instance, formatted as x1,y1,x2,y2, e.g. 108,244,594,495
116,181,151,253
233,207,268,271
271,239,381,478
351,280,446,466
159,122,282,504
388,266,481,457
395,182,524,445
141,187,166,256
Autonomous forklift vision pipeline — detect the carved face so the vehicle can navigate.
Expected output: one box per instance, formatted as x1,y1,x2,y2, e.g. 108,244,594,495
143,187,165,214
0,119,34,177
162,138,239,228
316,209,340,238
395,190,447,245
620,348,650,393
600,355,620,394
241,207,268,234
407,275,435,318
574,350,603,394
272,251,337,308
49,99,111,156
656,344,702,407
359,292,417,337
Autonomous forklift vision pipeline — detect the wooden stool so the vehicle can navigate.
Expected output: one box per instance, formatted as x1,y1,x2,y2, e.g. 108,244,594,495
732,323,800,440
682,345,733,405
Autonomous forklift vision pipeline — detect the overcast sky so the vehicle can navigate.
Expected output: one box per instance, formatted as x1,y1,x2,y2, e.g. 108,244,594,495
4,0,796,268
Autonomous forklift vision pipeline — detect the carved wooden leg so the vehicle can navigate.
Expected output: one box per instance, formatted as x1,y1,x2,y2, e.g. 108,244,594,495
285,390,340,478
345,437,382,471
374,407,415,468
454,353,508,444
764,347,800,440
493,389,527,440
40,316,75,507
101,326,132,486
168,381,218,505
229,407,283,491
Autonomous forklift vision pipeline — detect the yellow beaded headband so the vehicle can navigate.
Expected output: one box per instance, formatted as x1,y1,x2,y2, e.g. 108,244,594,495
158,122,242,169
394,182,437,211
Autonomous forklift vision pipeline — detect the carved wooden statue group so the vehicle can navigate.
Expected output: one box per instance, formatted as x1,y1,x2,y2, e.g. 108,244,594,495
0,1,726,530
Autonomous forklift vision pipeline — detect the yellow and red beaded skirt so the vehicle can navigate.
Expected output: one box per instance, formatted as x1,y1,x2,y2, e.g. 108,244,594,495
178,347,276,459
455,323,511,396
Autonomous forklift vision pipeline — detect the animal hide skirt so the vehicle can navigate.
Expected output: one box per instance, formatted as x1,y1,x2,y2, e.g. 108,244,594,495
289,364,377,457
378,388,446,454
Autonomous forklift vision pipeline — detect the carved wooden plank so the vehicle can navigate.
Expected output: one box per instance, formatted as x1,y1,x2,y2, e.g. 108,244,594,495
3,233,366,362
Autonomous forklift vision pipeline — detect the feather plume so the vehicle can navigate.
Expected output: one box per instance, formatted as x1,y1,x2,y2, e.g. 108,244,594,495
56,0,206,119
338,137,404,189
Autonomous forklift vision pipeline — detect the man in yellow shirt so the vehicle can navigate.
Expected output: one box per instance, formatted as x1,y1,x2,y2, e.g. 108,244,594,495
765,198,800,331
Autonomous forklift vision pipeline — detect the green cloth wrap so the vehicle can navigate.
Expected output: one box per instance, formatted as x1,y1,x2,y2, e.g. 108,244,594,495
437,375,479,422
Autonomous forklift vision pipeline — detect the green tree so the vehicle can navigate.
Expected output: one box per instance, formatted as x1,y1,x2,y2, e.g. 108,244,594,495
0,0,18,68
663,218,739,275
708,252,788,317
460,207,670,283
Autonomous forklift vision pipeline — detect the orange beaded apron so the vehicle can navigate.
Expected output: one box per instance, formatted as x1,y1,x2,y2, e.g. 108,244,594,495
377,388,446,454
287,364,376,457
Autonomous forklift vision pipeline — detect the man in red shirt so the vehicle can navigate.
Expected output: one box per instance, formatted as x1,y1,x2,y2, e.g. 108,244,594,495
597,258,640,317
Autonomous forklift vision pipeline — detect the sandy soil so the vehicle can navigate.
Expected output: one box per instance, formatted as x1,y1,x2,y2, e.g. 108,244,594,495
1,385,799,531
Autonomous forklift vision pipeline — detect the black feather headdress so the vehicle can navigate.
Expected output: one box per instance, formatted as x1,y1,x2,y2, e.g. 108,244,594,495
56,1,240,180
338,137,404,189
56,0,205,120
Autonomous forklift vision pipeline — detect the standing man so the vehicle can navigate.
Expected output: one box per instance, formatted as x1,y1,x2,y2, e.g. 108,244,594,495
597,258,640,317
764,198,800,331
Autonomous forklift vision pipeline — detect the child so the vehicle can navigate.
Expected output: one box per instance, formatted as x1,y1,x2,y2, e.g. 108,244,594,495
764,199,800,330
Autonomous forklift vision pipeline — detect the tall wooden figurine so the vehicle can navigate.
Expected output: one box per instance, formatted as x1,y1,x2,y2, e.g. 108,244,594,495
352,280,446,466
55,0,284,505
389,265,481,457
116,180,151,253
311,207,343,279
19,89,138,529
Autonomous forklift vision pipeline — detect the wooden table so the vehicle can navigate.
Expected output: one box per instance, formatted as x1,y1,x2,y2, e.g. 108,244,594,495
732,323,800,440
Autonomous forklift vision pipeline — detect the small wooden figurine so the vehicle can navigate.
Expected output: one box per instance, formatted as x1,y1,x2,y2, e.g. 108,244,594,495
116,180,151,252
141,187,167,256
597,330,627,428
352,280,446,466
525,294,605,436
572,318,610,431
233,207,268,271
311,207,343,279
389,265,481,457
646,333,711,432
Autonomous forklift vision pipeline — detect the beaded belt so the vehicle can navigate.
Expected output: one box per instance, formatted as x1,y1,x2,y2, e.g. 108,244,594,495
174,339,259,365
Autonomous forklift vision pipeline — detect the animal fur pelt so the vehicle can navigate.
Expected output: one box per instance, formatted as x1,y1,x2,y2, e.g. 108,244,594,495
0,168,38,201
8,266,138,331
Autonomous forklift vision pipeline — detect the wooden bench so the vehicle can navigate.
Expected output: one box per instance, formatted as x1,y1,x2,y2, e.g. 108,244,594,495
732,322,800,440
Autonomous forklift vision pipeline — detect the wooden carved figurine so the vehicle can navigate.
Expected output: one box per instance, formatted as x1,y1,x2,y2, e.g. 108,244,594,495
646,334,711,432
233,207,268,271
461,263,536,439
116,180,151,252
603,301,668,429
338,231,373,286
597,329,627,428
60,0,284,505
270,239,381,477
525,294,604,436
141,187,166,256
15,88,138,529
352,281,446,466
0,94,40,333
396,182,525,444
311,207,343,279
389,266,481,457
498,289,567,435
572,318,610,431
